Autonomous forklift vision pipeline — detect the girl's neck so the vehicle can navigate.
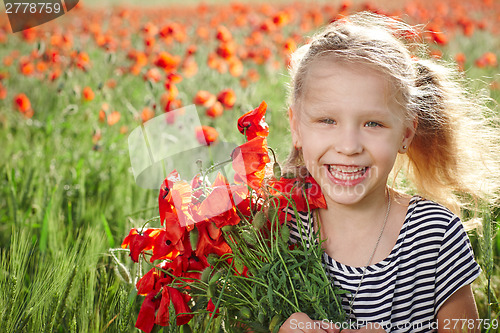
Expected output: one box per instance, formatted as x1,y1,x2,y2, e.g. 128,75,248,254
321,188,390,232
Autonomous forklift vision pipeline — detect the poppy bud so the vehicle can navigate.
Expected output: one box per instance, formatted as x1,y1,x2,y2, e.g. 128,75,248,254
252,211,266,230
280,225,290,243
241,230,257,246
201,267,211,284
273,162,281,178
267,206,277,222
189,227,199,250
239,306,252,320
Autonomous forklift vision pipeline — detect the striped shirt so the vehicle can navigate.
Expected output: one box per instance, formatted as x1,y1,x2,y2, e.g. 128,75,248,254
288,195,481,332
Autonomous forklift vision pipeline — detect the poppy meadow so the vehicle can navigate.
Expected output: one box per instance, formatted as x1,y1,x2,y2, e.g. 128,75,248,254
0,0,499,332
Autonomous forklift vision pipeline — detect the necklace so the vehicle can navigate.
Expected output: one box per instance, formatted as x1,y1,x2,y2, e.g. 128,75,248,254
315,188,392,319
347,189,391,318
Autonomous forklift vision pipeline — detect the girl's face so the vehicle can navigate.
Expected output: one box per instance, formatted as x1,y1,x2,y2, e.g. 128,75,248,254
289,59,416,208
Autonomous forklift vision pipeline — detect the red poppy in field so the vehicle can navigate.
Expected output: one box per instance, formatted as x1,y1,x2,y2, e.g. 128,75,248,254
228,58,244,77
193,90,216,107
75,51,91,70
217,41,237,59
216,25,232,42
0,83,6,100
427,26,448,45
20,60,35,76
237,101,269,140
206,101,224,118
141,107,155,123
181,57,198,78
167,73,183,84
107,111,121,126
475,52,497,68
217,88,236,108
231,136,270,190
82,86,95,101
195,125,219,146
14,93,31,113
154,52,180,72
455,52,466,71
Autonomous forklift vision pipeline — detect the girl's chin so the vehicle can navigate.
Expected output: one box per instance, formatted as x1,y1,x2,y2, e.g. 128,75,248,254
319,183,369,206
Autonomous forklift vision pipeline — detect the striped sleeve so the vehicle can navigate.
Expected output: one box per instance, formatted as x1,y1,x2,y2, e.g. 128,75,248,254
434,215,481,312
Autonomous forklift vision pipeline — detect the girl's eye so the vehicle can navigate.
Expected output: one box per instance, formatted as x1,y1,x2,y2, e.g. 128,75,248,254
365,121,382,128
320,118,336,125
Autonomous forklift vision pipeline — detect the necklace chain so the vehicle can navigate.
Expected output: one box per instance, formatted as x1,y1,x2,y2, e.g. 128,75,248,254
348,188,391,318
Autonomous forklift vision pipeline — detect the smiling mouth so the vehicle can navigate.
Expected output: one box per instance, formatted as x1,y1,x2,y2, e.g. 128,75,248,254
328,165,368,181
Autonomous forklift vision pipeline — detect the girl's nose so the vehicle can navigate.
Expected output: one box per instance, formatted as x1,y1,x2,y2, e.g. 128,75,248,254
334,127,363,155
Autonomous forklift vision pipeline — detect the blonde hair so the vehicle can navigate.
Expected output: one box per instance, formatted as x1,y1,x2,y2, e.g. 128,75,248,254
284,12,500,217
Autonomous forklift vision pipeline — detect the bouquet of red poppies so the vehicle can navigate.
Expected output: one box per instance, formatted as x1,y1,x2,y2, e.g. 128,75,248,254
121,102,347,333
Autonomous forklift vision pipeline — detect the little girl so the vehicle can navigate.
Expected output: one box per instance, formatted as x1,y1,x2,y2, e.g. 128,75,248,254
278,12,500,333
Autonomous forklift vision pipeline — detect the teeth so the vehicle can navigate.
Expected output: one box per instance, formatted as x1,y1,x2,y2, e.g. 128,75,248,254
328,165,367,181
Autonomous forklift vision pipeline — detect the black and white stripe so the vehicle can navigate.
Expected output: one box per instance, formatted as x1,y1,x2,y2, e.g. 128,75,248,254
288,196,481,332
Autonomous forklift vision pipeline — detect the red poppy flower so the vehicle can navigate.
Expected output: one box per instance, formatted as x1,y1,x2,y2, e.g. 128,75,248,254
195,126,219,146
268,176,327,214
231,136,270,190
82,86,94,101
136,267,159,295
159,170,181,225
121,228,160,262
237,101,269,140
154,51,180,72
14,93,31,113
195,221,232,258
149,228,185,262
206,101,224,118
217,88,236,108
198,186,240,228
193,90,216,108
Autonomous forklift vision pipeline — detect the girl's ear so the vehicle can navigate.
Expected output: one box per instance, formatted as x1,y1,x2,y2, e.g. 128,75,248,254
288,106,302,148
399,117,418,153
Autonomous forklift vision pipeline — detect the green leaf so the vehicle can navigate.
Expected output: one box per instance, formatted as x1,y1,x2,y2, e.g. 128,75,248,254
100,213,115,248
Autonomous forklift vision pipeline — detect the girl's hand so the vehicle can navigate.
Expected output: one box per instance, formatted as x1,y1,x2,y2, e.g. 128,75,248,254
278,312,340,333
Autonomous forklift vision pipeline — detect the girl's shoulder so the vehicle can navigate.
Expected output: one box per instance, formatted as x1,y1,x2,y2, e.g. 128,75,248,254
405,195,459,228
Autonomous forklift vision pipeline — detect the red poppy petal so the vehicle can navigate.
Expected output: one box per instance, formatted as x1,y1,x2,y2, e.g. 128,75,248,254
136,268,157,295
155,287,171,326
135,293,159,333
168,287,194,326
